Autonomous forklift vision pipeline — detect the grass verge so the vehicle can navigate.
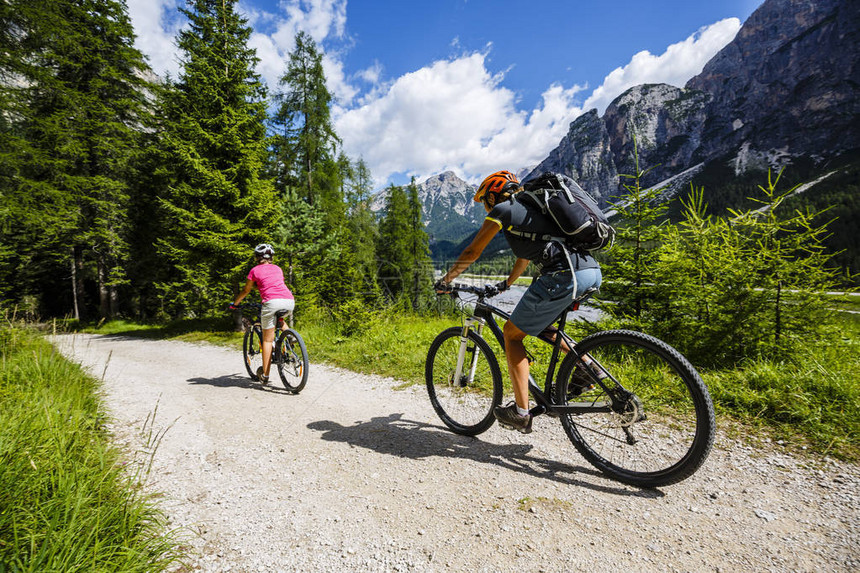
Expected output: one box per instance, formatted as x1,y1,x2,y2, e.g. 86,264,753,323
0,324,186,572
70,306,859,461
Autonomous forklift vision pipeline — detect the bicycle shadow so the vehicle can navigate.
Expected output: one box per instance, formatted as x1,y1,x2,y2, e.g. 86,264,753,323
187,374,294,394
307,413,663,497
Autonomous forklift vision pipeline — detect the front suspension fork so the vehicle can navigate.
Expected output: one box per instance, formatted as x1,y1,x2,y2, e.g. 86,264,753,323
453,316,485,386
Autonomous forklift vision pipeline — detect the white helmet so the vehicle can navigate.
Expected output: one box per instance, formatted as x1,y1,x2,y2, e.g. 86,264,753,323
254,243,274,260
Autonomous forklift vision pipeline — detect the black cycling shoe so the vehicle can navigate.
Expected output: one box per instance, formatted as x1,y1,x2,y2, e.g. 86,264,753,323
493,402,533,434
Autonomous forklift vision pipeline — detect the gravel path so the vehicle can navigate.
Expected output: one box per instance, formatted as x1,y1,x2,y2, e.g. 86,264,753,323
50,333,858,573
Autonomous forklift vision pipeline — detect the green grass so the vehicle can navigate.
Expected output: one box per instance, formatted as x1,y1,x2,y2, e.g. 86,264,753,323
701,316,860,459
68,306,860,461
0,324,187,572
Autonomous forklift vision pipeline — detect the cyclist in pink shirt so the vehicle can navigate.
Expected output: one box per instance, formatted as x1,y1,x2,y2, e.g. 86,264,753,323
231,244,295,383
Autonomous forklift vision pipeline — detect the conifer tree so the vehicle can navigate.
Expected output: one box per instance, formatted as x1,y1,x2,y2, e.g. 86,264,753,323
406,178,433,309
377,185,411,300
0,0,152,319
345,158,381,302
269,30,366,314
272,31,340,205
603,149,671,321
155,0,276,316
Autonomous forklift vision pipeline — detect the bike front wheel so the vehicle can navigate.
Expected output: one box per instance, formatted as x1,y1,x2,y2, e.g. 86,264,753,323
555,329,715,488
276,329,309,393
425,327,503,436
243,324,264,381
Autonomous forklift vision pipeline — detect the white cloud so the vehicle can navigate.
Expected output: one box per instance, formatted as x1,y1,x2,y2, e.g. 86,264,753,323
245,0,348,92
126,2,741,187
129,0,349,93
127,0,184,78
583,18,741,113
337,18,741,185
334,53,586,185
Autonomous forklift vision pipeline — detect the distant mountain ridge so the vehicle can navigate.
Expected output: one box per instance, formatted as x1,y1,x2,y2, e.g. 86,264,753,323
370,171,482,246
527,0,859,206
371,0,859,271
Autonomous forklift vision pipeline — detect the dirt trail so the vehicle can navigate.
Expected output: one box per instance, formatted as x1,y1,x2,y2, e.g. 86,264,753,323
50,333,858,572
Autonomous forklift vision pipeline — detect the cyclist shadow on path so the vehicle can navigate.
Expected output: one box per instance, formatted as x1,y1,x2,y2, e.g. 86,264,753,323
187,374,294,394
308,413,662,497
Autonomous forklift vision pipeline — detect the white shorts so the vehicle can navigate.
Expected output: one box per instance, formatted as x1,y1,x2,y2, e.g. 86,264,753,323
260,298,295,330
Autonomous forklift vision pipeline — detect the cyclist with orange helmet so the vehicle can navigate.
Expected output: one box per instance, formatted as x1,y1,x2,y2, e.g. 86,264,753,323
435,170,602,433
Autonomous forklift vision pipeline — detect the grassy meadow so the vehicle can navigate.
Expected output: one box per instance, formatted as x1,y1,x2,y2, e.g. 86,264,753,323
72,296,860,461
1,296,856,570
0,325,186,571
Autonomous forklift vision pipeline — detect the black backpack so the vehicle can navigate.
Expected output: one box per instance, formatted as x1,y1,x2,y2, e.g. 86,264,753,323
515,172,615,253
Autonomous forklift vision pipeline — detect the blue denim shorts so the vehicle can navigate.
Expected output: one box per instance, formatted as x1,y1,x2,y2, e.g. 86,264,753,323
509,267,602,336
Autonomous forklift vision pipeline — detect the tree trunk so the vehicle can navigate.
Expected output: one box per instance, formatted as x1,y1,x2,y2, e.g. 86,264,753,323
73,246,86,321
70,247,80,320
775,279,782,345
110,284,119,317
97,257,110,319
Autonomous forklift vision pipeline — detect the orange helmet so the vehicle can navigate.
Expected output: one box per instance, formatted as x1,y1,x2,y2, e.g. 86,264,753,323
474,170,519,203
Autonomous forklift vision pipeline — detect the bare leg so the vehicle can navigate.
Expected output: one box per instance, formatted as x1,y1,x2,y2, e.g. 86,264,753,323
503,320,531,410
262,327,276,376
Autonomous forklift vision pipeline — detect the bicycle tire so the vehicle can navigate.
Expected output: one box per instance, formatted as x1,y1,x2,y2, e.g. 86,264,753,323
554,329,715,488
243,324,264,381
276,328,309,393
425,327,503,436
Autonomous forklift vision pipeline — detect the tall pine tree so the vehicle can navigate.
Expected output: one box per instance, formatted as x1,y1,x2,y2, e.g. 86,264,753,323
272,31,340,206
346,158,381,301
270,30,364,314
406,178,433,310
155,0,276,317
376,182,432,307
0,0,152,319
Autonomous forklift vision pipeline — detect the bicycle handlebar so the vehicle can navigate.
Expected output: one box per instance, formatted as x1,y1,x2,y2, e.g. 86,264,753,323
437,283,498,299
228,302,262,312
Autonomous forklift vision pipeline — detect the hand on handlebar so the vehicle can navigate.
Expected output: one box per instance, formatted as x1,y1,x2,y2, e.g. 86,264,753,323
483,280,508,298
434,279,454,294
227,302,239,311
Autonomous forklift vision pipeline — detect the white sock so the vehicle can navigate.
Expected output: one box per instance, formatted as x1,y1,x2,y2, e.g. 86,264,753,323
516,405,529,417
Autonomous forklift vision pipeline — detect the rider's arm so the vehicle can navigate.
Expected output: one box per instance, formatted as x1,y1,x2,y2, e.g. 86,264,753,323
233,279,255,305
441,218,501,284
503,258,530,288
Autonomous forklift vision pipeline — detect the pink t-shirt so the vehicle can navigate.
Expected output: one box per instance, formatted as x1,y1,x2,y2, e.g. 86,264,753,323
247,263,293,302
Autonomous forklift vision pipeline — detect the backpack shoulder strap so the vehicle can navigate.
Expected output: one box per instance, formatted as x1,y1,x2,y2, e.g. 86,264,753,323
506,227,567,244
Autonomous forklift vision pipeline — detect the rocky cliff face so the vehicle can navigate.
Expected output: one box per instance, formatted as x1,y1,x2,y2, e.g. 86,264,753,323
687,0,860,169
529,0,859,204
528,84,712,202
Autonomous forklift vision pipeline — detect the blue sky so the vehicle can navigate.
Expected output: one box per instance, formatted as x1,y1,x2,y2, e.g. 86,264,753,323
128,0,761,186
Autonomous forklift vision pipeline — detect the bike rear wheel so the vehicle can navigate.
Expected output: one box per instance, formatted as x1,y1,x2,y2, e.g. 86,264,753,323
276,328,309,393
243,324,264,381
425,327,503,436
554,329,715,487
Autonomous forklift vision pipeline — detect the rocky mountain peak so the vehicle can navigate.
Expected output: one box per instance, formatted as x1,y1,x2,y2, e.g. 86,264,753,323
527,0,858,205
686,0,858,164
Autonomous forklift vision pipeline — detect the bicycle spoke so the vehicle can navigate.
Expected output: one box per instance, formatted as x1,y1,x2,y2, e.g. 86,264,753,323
425,327,502,436
556,330,715,487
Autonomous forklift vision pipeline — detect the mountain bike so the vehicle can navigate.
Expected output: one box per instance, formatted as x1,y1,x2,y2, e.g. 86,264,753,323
425,284,715,487
236,302,309,393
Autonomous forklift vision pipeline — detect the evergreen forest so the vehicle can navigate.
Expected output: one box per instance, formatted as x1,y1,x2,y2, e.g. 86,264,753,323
1,0,855,381
0,0,433,325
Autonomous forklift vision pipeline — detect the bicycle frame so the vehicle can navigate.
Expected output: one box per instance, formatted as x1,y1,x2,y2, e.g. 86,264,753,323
455,292,613,419
240,303,292,360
